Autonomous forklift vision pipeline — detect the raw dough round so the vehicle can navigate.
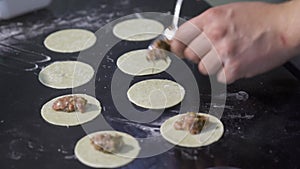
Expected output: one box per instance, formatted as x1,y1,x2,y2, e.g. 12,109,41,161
44,29,96,53
75,131,141,168
113,19,164,41
38,61,94,89
117,49,171,76
127,79,185,109
41,94,101,127
160,113,224,147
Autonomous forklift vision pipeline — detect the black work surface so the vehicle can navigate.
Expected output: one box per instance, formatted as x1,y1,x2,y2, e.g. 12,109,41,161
0,0,299,169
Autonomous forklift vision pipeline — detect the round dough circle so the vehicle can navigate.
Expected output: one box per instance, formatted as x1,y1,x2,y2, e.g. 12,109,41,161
44,29,96,53
41,94,101,126
117,49,171,76
113,19,164,41
127,79,185,109
160,113,224,147
75,131,141,168
38,61,94,89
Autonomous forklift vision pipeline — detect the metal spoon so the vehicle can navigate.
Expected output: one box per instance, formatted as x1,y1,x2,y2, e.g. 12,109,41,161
147,0,184,61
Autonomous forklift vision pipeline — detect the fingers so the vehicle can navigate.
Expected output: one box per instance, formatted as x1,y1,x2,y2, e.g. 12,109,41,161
171,17,223,77
198,48,223,75
170,14,240,84
171,19,203,58
217,63,240,84
184,33,212,63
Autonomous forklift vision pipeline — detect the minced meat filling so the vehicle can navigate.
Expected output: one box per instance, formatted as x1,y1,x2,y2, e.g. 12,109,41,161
52,96,87,113
174,112,208,135
90,133,124,153
147,39,170,62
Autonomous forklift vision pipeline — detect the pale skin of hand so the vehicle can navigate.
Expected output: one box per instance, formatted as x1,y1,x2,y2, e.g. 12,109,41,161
171,0,300,84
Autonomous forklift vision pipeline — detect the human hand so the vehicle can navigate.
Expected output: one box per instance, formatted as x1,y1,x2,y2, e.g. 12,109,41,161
171,1,300,84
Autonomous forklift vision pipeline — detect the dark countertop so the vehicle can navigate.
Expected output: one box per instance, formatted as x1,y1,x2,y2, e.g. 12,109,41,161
0,0,299,169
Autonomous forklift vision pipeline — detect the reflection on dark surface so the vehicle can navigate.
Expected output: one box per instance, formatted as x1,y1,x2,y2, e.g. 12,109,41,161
0,0,299,169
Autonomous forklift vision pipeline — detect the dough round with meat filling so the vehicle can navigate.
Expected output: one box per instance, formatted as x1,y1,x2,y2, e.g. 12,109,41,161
117,49,171,76
127,79,185,109
75,131,140,168
38,61,94,89
160,113,224,147
44,29,96,53
113,19,164,41
41,94,101,126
